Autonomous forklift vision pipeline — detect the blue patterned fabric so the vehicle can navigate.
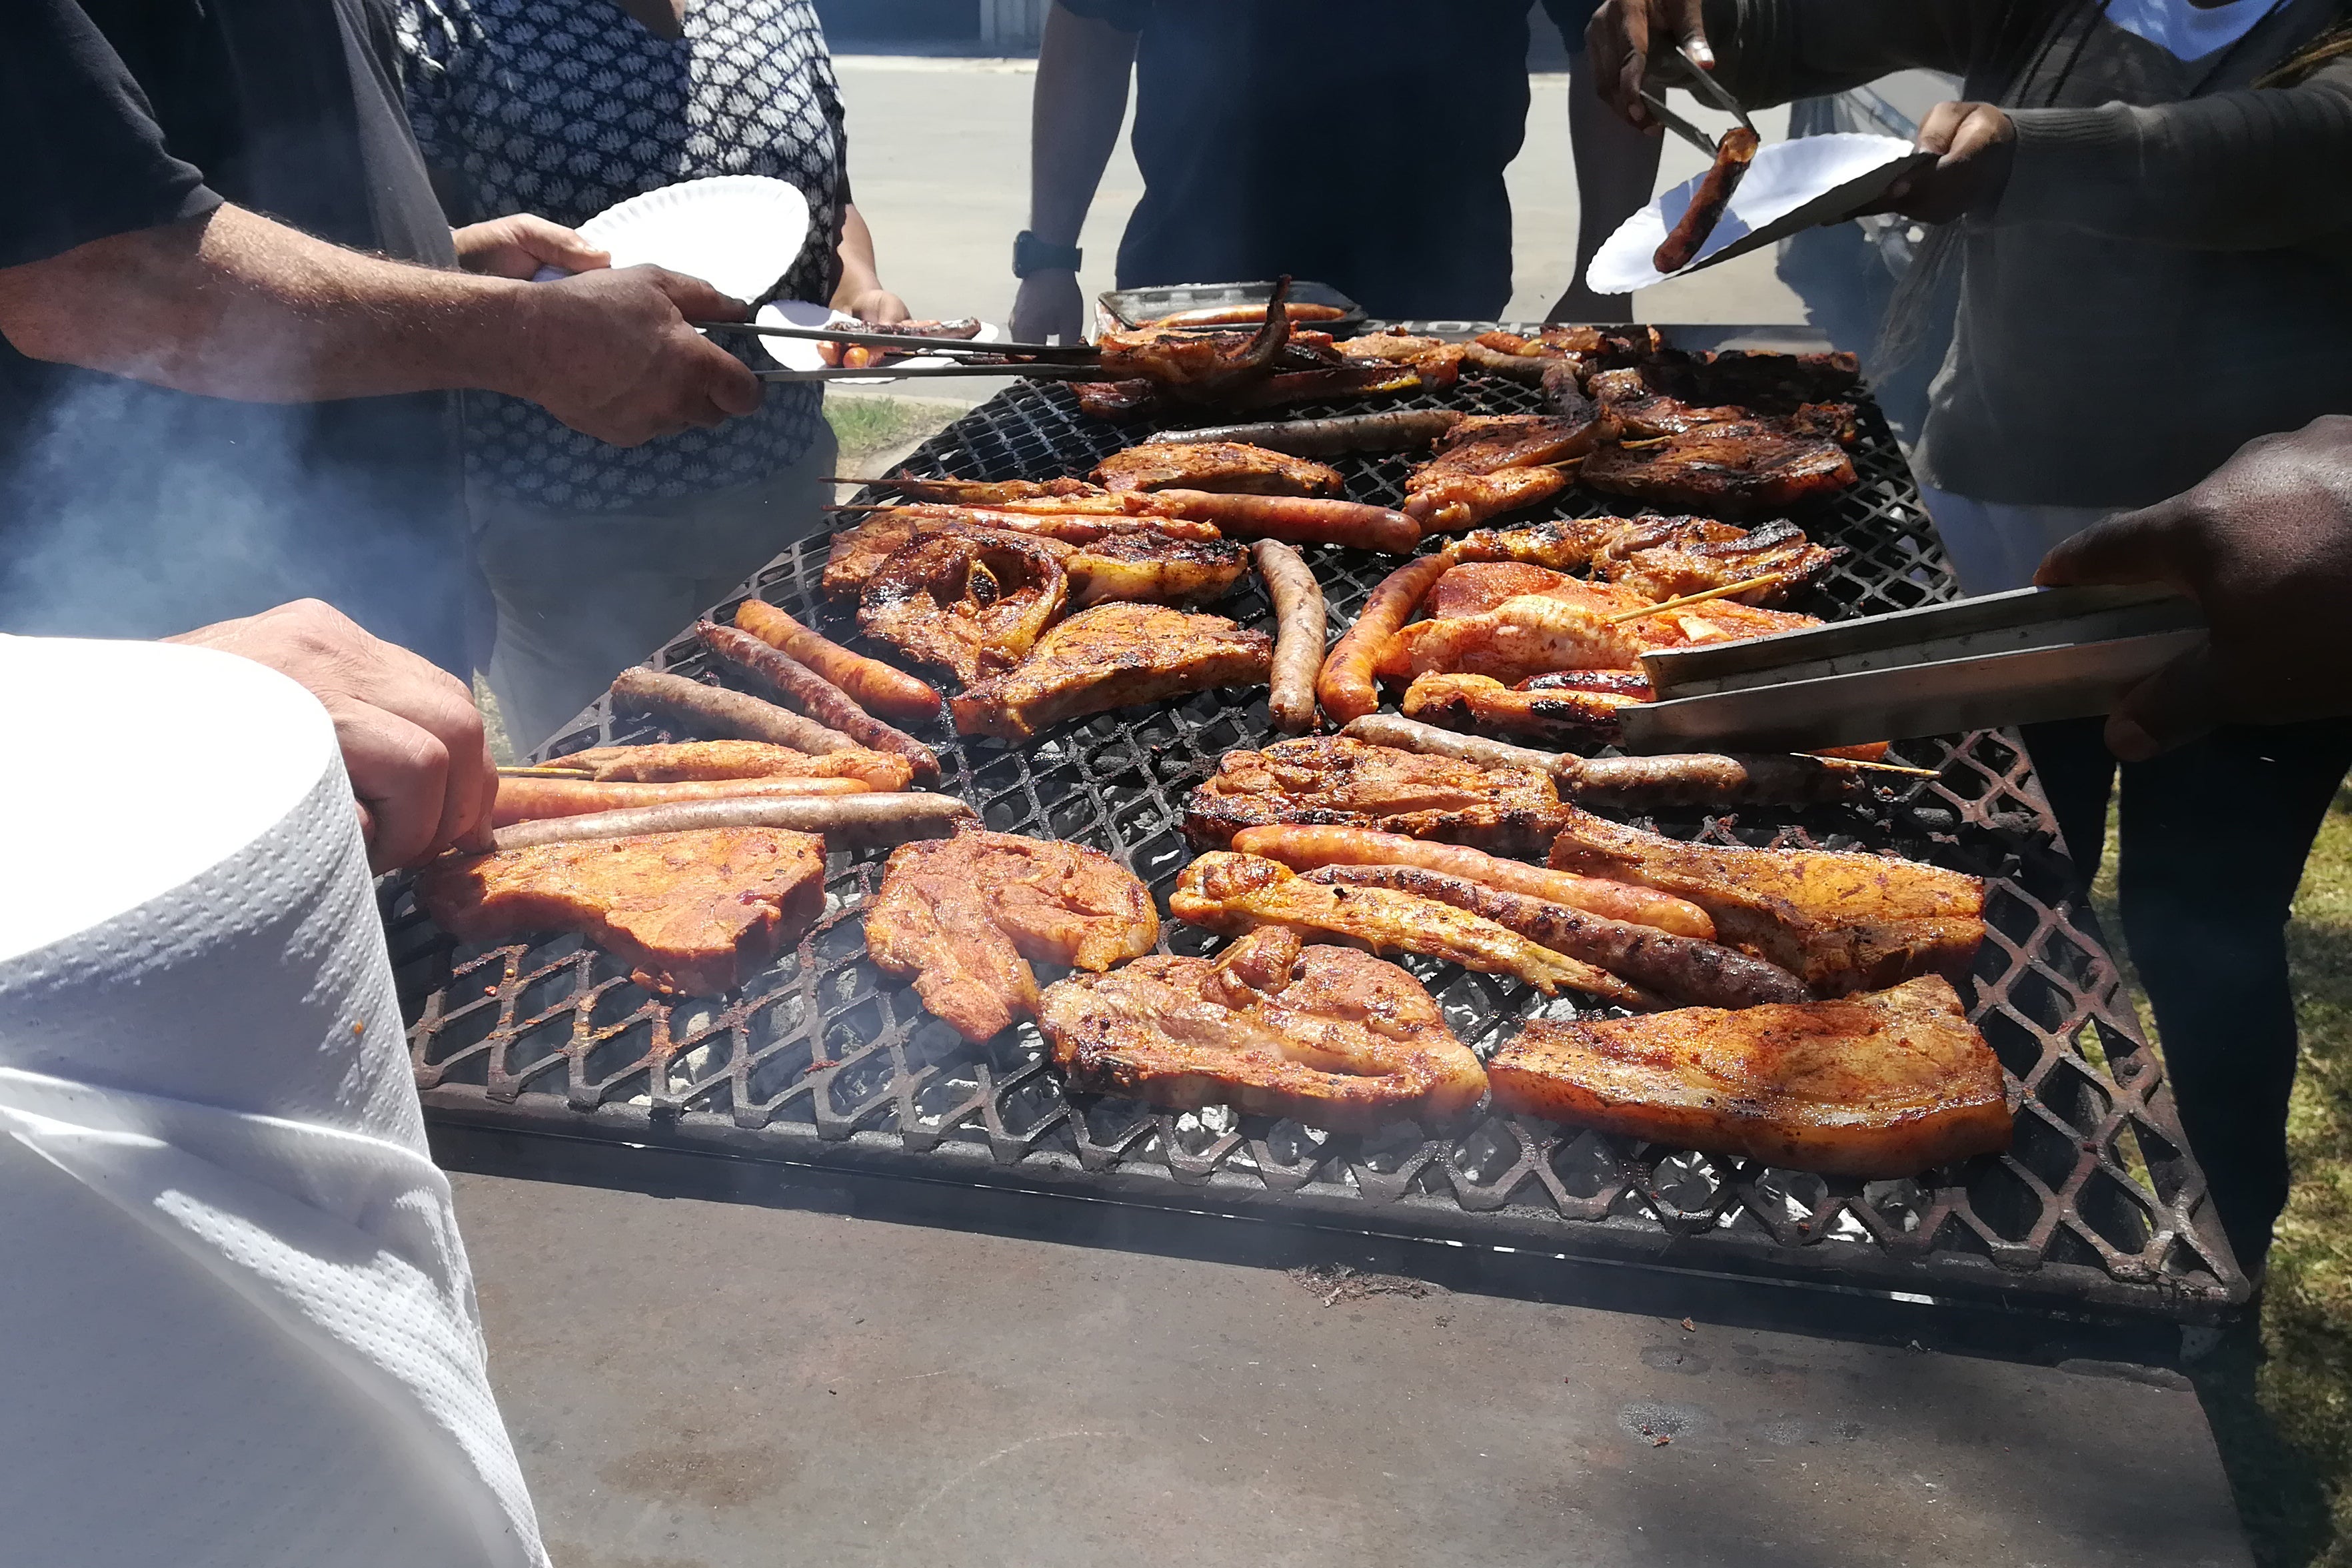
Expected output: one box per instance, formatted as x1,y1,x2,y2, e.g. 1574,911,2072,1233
397,0,843,508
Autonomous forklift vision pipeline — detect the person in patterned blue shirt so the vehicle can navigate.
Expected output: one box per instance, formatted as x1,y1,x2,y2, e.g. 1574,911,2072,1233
397,0,908,750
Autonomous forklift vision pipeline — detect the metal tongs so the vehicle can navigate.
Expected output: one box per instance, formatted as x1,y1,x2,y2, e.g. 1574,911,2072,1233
1639,41,1758,157
1616,584,2208,754
692,319,1103,382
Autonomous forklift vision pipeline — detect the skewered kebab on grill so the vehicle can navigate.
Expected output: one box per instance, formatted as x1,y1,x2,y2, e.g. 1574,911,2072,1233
952,602,1272,741
866,830,1159,1042
1038,926,1488,1132
1489,976,2010,1177
417,827,828,996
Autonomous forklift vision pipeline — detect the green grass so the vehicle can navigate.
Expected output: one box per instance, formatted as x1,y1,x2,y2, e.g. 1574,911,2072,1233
822,392,964,465
2095,789,2352,1565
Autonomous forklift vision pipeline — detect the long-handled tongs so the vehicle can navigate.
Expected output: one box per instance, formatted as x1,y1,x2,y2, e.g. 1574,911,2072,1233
1617,584,2207,754
1639,41,1759,157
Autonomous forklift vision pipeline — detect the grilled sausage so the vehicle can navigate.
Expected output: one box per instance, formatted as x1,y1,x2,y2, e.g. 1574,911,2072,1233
492,773,878,828
1345,715,1875,808
491,792,977,852
1228,824,1716,940
1316,551,1455,724
1146,301,1349,328
696,621,942,785
1305,863,1805,1009
1342,713,1571,778
733,598,941,724
1250,540,1326,734
1142,409,1464,456
611,668,858,755
1146,490,1420,554
1654,127,1760,275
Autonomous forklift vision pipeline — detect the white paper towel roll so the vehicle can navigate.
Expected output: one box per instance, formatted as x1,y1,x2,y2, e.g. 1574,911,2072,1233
0,636,548,1568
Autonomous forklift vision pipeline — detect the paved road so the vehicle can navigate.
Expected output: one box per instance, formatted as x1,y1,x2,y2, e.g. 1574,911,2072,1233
830,55,1805,375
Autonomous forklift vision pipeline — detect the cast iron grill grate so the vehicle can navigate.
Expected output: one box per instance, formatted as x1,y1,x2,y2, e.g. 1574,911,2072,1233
390,337,2245,1319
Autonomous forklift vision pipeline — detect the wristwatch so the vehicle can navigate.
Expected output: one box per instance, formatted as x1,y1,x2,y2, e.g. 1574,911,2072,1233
1013,230,1083,279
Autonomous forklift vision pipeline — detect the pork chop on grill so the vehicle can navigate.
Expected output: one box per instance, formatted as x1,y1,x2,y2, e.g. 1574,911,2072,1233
1546,806,1985,995
1488,976,2009,1176
857,528,1069,683
865,830,1160,1042
950,602,1271,741
1452,514,1837,605
1402,412,1617,532
1093,441,1342,496
1582,420,1858,517
415,828,826,996
1183,736,1569,855
1039,926,1489,1132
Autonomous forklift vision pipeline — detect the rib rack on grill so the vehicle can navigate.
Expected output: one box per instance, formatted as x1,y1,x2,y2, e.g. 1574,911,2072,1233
1039,926,1489,1132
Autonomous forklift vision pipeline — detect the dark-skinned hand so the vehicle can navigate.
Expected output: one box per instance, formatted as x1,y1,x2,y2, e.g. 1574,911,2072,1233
1586,0,1714,131
1869,100,2019,223
2035,416,2352,760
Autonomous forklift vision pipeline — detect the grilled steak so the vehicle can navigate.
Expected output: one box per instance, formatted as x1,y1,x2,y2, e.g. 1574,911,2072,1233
1581,421,1858,516
1039,926,1488,1132
865,830,1158,1042
415,828,826,996
951,602,1271,741
1184,736,1570,855
1488,976,2011,1177
1093,440,1342,496
1546,806,1985,995
1057,527,1249,608
858,528,1069,683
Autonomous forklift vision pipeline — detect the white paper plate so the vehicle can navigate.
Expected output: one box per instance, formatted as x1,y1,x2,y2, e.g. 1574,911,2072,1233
1586,133,1930,295
532,175,810,303
752,301,1003,383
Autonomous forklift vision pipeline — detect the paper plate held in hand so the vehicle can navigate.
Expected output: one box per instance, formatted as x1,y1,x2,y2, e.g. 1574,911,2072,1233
553,175,811,302
1586,133,1933,295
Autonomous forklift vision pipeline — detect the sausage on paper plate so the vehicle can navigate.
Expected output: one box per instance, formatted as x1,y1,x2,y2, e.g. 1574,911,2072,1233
1314,550,1454,725
1250,540,1326,734
1654,127,1760,275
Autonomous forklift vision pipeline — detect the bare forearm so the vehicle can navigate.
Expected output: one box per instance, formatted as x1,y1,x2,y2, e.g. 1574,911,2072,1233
1028,4,1136,246
0,203,542,402
832,203,884,303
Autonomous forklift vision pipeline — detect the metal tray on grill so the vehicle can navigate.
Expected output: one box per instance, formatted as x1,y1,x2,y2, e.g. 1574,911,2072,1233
390,330,2247,1323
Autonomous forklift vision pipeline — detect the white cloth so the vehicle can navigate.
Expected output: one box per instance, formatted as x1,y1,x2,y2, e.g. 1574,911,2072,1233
0,636,548,1568
1914,483,2112,596
2103,0,2284,63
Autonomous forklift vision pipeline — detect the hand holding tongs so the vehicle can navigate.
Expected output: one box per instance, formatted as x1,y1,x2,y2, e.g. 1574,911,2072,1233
692,319,1104,382
1639,41,1759,157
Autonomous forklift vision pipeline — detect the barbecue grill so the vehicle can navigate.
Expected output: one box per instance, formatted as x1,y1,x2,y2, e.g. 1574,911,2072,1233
388,328,2248,1322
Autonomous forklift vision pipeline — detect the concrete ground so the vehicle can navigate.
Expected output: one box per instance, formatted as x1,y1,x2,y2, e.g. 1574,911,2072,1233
447,1148,2252,1568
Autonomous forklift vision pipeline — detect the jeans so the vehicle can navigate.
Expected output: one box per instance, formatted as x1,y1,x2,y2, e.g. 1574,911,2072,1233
2023,715,2352,1271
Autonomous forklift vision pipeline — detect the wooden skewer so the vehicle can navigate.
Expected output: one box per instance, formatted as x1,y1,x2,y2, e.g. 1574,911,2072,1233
824,502,904,513
1616,434,1678,450
497,764,594,778
1605,574,1787,622
1825,757,1943,778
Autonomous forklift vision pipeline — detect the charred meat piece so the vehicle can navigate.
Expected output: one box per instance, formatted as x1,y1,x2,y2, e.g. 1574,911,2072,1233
1416,414,1609,481
866,830,1160,1042
1587,366,1749,438
1171,852,1650,1004
1490,976,2011,1177
1038,926,1488,1132
1646,348,1863,414
1402,670,1648,747
1184,736,1569,856
1655,126,1760,274
951,602,1272,742
1590,515,1841,602
415,828,826,996
1582,420,1857,516
1336,331,1466,387
1547,806,1985,996
1074,379,1163,421
1387,571,1819,684
1404,468,1575,534
1093,441,1342,496
824,510,1224,597
858,528,1069,683
1096,277,1294,402
1060,528,1249,608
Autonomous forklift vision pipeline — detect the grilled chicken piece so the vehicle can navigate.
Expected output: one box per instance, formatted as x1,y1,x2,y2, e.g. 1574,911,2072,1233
1489,976,2010,1176
1546,806,1985,996
415,828,825,996
1422,562,1647,620
866,830,1160,1042
1038,926,1488,1132
1583,420,1857,517
1184,736,1569,855
858,528,1069,684
551,740,906,785
1336,332,1466,386
1452,514,1837,606
1171,852,1647,1003
1451,515,1627,572
1385,576,1819,685
951,602,1272,742
824,513,1226,600
1096,277,1295,402
1404,468,1576,534
1402,670,1648,746
1093,441,1342,496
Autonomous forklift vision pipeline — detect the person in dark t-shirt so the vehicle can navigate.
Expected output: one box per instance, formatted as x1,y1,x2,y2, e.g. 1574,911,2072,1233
1009,0,1662,339
0,0,765,674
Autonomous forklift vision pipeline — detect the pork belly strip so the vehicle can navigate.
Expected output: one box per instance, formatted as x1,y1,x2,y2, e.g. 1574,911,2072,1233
1488,976,2011,1177
415,828,826,996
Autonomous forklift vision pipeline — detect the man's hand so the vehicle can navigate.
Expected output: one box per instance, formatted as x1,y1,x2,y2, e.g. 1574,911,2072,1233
167,600,497,872
1586,0,1713,130
1011,269,1086,346
2035,416,2352,760
453,214,610,280
1875,101,2017,223
508,265,763,445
